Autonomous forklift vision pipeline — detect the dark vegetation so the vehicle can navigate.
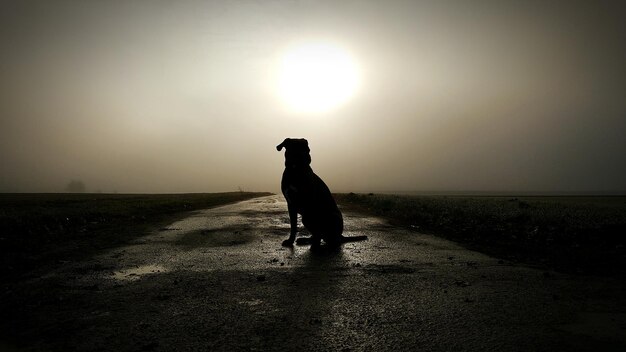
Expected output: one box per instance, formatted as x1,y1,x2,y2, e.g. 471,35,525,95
335,193,626,275
0,192,271,282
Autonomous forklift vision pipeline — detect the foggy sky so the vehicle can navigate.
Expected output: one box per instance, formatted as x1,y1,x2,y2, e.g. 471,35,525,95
1,0,625,193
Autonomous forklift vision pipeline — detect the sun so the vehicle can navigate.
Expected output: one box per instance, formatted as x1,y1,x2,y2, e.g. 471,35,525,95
277,42,360,114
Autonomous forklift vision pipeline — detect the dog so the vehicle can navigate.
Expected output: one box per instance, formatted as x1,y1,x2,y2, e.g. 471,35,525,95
276,138,367,248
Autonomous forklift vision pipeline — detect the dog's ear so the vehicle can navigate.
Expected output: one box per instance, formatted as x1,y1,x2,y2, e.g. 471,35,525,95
276,138,290,151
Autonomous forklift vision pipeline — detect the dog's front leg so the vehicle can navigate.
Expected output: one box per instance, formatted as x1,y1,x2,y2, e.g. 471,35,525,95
281,201,298,247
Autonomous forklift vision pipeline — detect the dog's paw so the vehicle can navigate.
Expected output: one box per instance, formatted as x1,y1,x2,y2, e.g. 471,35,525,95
295,237,312,245
281,239,295,247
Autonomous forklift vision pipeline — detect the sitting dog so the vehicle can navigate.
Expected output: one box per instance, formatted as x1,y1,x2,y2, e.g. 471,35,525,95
276,138,367,248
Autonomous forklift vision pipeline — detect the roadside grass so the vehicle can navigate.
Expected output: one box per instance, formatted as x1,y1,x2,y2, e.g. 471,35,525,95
335,193,626,275
0,192,271,281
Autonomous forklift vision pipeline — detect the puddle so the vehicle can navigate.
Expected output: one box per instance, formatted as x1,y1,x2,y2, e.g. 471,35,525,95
112,264,168,281
174,227,255,248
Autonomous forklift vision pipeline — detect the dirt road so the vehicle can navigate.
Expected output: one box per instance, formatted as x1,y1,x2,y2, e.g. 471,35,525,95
2,195,625,351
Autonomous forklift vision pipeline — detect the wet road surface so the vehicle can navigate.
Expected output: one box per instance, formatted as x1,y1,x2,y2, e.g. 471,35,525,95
3,195,626,351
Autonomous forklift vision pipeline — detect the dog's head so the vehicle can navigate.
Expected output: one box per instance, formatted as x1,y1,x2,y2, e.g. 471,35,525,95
276,138,311,168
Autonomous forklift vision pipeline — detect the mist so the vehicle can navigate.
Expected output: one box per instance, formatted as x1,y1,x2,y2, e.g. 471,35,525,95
1,0,625,193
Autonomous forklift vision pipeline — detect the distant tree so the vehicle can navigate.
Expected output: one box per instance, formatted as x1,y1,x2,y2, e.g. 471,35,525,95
66,180,86,193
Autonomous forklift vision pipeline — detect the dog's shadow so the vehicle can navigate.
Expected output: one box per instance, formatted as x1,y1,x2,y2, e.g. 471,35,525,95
292,240,347,298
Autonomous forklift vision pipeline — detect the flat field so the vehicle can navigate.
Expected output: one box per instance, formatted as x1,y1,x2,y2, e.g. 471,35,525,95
2,194,626,351
335,193,626,275
3,192,624,281
0,192,271,282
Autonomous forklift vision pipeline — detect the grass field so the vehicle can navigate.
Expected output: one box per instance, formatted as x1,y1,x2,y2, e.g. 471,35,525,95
3,191,624,281
0,192,271,282
335,193,626,275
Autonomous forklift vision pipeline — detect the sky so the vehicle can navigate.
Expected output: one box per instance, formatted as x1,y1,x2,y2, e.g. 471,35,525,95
1,0,625,194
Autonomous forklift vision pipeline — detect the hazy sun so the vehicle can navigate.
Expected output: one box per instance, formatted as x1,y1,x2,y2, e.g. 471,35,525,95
277,42,360,114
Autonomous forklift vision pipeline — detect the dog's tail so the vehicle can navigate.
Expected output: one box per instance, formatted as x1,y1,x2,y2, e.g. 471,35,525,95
340,235,368,243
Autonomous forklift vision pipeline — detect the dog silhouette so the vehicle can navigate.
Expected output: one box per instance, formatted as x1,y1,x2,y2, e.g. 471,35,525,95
276,138,367,248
